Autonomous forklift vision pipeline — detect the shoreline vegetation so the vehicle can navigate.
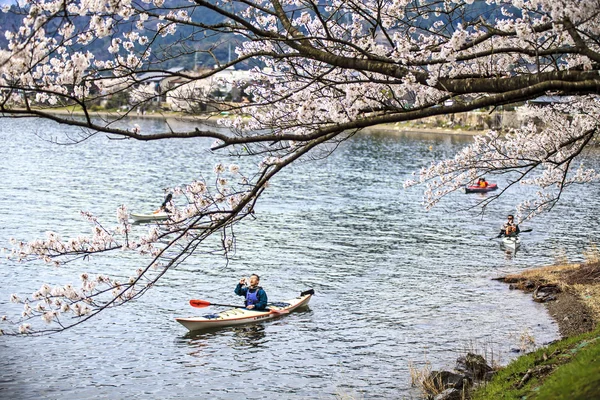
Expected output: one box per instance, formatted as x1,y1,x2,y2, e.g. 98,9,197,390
472,260,600,400
12,107,598,399
414,259,600,400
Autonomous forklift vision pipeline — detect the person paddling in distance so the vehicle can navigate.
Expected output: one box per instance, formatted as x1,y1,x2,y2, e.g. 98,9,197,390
477,177,489,188
499,214,520,237
153,193,172,214
235,274,268,310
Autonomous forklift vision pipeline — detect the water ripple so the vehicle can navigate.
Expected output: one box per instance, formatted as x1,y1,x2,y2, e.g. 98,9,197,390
1,118,599,398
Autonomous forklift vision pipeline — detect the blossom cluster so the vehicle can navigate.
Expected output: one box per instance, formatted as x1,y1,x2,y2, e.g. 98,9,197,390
404,98,600,220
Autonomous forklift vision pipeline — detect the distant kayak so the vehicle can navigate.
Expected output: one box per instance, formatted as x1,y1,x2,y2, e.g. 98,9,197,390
176,289,314,332
465,183,498,193
502,235,521,249
130,212,169,222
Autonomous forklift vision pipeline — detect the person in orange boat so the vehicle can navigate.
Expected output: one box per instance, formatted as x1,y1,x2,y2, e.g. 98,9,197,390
477,177,489,188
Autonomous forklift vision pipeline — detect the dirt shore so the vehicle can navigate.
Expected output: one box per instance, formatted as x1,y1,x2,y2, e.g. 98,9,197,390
496,261,600,338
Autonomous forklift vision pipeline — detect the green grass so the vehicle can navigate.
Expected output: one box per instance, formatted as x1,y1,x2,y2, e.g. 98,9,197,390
472,327,600,400
534,336,600,400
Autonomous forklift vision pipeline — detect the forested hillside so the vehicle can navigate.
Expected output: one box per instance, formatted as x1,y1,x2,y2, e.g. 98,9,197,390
1,0,510,71
0,1,238,70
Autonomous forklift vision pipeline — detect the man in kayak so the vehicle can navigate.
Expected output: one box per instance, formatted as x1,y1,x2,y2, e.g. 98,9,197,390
499,214,520,237
477,177,488,188
235,274,268,310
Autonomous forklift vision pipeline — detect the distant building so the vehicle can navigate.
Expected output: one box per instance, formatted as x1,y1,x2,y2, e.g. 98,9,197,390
164,67,255,111
135,67,186,105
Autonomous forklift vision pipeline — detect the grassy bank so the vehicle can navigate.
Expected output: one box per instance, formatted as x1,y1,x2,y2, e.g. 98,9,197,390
472,325,600,399
472,261,600,400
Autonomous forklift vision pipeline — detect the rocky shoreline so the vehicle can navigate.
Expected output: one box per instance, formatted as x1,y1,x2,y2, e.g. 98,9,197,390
497,261,599,338
416,261,600,399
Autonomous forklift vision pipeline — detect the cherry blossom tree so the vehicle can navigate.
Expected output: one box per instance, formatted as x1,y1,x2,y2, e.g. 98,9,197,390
1,0,599,335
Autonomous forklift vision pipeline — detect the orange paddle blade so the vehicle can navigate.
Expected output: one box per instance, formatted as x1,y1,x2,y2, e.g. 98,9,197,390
189,299,211,308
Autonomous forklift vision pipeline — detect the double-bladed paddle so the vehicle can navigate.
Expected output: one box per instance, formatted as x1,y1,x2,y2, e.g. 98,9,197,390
189,299,242,308
488,228,533,240
189,299,289,314
189,289,314,313
188,299,290,314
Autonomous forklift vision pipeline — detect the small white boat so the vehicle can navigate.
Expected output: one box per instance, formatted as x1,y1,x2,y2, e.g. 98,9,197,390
176,290,313,332
130,212,170,223
502,235,521,249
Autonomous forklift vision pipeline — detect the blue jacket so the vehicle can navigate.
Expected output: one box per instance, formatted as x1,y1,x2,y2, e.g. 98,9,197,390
234,284,268,310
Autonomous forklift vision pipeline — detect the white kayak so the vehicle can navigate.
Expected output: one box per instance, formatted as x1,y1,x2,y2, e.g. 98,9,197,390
130,212,170,222
176,289,314,332
502,235,521,249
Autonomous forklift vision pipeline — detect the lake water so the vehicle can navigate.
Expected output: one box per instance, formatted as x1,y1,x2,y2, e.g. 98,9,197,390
1,117,599,399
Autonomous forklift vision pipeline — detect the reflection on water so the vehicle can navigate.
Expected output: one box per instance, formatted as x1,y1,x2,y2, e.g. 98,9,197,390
502,245,519,260
1,118,599,399
184,307,314,351
231,325,268,348
186,324,267,349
